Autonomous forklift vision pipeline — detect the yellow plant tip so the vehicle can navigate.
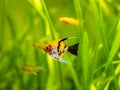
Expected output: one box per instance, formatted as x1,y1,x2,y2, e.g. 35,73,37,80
117,52,120,58
115,64,120,75
98,43,103,50
59,17,79,25
90,83,96,90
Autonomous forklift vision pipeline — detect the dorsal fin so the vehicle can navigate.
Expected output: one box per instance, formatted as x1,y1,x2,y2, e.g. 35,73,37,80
60,37,77,42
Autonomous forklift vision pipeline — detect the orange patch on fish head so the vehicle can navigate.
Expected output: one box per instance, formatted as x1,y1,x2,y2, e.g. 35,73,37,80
43,44,52,54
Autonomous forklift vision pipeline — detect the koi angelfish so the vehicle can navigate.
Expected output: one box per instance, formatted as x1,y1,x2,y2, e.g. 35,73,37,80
33,37,79,64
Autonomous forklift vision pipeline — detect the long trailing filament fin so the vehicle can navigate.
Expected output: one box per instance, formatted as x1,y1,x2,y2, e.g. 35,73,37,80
53,57,73,65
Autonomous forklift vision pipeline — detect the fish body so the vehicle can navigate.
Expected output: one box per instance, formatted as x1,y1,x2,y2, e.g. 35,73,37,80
43,38,79,64
33,37,79,64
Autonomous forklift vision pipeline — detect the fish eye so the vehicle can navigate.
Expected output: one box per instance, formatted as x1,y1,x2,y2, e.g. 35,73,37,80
46,47,48,49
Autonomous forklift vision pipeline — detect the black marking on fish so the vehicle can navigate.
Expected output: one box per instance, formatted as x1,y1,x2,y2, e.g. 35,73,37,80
57,38,68,53
58,51,62,56
61,38,68,41
64,45,66,48
68,43,79,55
57,40,61,53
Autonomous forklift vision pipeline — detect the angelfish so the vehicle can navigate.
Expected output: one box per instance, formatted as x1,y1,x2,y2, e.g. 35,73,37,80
33,37,79,64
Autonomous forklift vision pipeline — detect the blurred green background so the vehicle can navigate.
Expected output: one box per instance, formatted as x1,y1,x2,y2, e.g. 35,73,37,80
0,0,120,90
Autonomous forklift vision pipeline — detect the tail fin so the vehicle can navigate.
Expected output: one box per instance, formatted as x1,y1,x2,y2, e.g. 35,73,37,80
68,43,79,55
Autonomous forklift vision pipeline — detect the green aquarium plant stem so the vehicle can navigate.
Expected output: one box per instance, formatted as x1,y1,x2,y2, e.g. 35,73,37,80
40,0,65,90
73,0,83,38
0,0,7,51
98,1,119,90
81,31,89,90
73,0,90,90
90,0,119,90
69,65,81,90
41,0,55,39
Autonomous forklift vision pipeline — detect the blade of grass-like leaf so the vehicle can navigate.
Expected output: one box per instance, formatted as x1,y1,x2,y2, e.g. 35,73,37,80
28,0,50,36
31,0,65,90
89,0,104,82
81,31,89,90
73,0,83,38
0,0,7,51
99,3,120,89
91,39,101,79
0,0,7,78
73,0,84,89
40,0,56,39
104,20,120,90
107,13,120,39
98,0,109,56
69,65,81,90
103,63,120,90
40,0,65,90
90,0,109,56
7,14,16,38
90,0,119,89
73,0,82,20
73,0,91,89
94,60,120,75
105,20,120,70
90,1,109,89
104,77,113,90
6,12,29,90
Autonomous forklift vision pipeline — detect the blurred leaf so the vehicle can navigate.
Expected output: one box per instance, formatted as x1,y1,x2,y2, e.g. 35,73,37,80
81,31,89,90
105,20,120,70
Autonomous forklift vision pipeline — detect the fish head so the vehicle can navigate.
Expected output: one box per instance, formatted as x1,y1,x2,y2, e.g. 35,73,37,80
43,44,59,59
43,44,53,54
43,39,68,60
